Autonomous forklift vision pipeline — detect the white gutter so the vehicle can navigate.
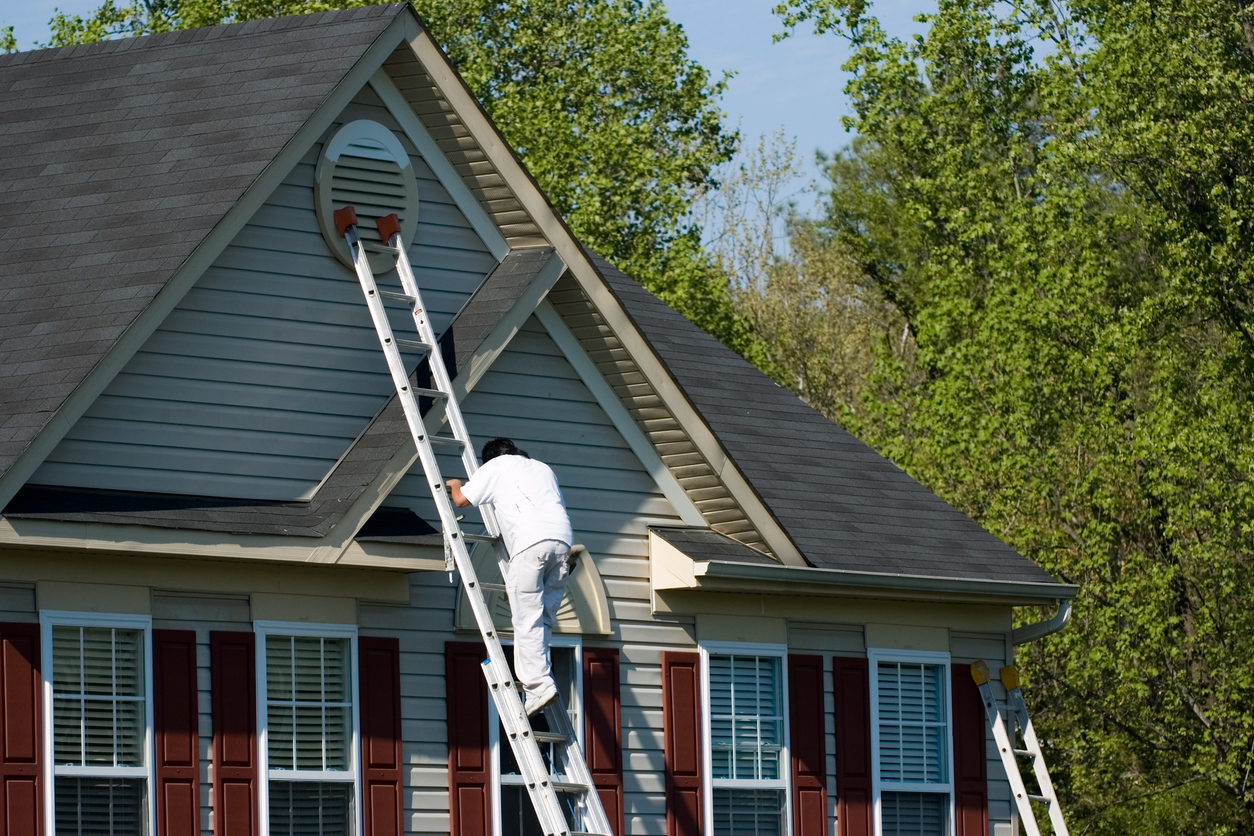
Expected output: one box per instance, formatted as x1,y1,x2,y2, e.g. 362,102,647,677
1011,598,1074,645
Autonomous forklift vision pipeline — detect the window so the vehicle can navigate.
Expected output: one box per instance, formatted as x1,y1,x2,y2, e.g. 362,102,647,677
41,611,155,836
256,621,360,836
700,643,790,836
489,639,581,836
868,650,954,836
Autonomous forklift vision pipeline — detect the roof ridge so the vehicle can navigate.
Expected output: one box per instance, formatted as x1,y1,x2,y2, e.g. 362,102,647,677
0,3,405,66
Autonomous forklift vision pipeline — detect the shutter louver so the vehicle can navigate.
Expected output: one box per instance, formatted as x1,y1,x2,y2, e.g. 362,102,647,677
951,663,988,836
788,655,827,836
360,637,403,836
154,630,199,836
0,623,41,836
832,657,873,836
211,631,258,836
584,647,624,836
445,642,490,836
662,651,702,836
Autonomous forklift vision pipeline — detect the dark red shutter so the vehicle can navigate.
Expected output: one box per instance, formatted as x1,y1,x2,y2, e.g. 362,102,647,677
952,664,989,836
360,637,403,836
446,642,490,836
584,647,624,836
154,630,200,836
661,651,702,836
832,657,873,836
211,631,257,836
0,623,41,836
789,655,827,836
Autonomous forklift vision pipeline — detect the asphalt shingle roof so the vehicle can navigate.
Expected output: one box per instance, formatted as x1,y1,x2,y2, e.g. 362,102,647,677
0,5,405,482
589,254,1059,586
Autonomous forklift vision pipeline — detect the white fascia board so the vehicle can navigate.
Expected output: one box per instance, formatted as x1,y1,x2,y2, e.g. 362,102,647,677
403,26,808,566
307,251,568,563
368,69,510,262
0,13,420,512
682,558,1079,604
534,300,706,526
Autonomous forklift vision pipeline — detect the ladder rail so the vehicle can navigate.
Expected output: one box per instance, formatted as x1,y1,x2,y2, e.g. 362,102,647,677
1008,687,1069,836
343,213,609,836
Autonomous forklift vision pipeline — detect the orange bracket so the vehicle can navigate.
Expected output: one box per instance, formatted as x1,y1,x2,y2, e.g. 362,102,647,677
334,205,358,238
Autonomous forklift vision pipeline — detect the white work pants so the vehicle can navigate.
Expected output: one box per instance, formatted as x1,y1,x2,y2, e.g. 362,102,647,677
505,539,571,700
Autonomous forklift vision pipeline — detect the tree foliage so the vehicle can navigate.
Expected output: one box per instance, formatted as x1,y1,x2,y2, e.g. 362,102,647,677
34,0,758,356
769,0,1254,831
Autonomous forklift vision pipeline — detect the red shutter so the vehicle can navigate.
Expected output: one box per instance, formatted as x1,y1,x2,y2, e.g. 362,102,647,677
0,623,41,836
789,655,827,836
211,631,257,836
832,657,873,836
445,642,490,836
583,646,624,836
661,651,702,836
154,630,200,836
360,637,404,836
952,664,989,836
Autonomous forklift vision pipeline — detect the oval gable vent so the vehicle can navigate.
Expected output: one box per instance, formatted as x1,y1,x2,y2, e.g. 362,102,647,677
315,120,419,271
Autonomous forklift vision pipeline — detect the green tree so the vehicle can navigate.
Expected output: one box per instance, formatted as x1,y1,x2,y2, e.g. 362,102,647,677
39,0,758,356
771,0,1254,832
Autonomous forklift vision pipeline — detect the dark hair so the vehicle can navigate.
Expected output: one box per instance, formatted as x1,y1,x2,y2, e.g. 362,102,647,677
481,437,529,463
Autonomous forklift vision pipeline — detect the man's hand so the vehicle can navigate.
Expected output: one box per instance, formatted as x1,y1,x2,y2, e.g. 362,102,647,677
445,478,472,507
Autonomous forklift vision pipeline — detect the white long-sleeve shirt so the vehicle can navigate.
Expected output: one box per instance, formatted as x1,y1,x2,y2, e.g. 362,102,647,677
459,455,573,556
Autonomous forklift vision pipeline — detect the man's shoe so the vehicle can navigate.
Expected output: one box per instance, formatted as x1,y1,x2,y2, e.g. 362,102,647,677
524,690,557,717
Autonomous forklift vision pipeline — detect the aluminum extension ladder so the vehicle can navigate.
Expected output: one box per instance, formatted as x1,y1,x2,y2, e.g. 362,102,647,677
335,206,613,836
971,661,1069,836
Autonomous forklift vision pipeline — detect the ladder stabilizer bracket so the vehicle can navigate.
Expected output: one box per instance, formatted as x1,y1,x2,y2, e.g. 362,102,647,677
1001,665,1021,690
334,205,359,237
971,660,991,685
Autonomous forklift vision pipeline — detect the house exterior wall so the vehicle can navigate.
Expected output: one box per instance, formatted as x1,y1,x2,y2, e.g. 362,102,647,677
29,86,498,502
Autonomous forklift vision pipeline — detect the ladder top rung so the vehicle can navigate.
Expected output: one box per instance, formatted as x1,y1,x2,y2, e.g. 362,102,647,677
363,242,401,254
379,289,418,303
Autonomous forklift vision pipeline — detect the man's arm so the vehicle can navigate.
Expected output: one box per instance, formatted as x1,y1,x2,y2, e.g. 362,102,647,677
445,479,472,507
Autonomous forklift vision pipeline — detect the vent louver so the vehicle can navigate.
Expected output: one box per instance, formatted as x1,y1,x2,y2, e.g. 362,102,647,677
315,121,419,271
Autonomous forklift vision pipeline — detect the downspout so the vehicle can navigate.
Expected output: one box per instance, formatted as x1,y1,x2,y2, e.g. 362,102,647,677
1011,598,1073,645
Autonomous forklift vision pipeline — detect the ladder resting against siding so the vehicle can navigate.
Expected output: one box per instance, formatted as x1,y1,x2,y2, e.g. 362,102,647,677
335,206,612,836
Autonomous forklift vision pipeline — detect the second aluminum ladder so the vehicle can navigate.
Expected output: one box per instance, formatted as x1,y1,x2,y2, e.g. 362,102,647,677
335,206,613,836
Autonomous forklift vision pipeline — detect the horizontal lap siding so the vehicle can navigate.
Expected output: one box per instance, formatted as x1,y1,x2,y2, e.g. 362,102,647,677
31,88,496,501
369,315,690,835
151,593,252,836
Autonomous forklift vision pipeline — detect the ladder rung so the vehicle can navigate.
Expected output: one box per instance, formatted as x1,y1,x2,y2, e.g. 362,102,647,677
480,582,507,593
363,242,401,254
412,387,449,399
395,338,433,352
1013,748,1034,758
429,436,467,448
463,533,498,543
571,832,613,836
550,781,592,793
379,289,417,303
533,731,568,744
1028,794,1051,804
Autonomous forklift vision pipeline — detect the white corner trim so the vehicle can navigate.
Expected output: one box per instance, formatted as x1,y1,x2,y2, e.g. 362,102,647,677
368,68,511,262
0,13,418,511
535,300,706,527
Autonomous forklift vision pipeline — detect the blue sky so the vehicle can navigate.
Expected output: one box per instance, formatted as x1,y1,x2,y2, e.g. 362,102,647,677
3,0,933,211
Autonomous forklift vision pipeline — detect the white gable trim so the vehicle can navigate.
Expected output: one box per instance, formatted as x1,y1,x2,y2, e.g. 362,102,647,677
0,12,421,512
368,69,511,261
534,301,705,527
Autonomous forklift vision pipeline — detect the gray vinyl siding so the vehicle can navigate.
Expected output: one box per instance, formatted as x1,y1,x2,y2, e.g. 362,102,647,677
30,85,497,501
151,591,252,836
0,583,36,622
365,313,690,835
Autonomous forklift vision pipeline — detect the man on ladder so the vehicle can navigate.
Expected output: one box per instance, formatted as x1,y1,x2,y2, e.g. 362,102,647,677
446,437,574,717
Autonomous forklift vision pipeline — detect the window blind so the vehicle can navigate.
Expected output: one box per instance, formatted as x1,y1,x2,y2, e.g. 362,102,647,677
52,626,145,769
708,653,787,836
54,776,145,835
265,636,351,773
881,790,946,836
268,780,352,836
875,661,946,784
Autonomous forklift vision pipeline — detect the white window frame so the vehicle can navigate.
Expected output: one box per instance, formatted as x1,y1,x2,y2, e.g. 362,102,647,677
867,648,956,836
488,635,583,836
699,640,792,836
40,610,156,836
254,620,362,836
